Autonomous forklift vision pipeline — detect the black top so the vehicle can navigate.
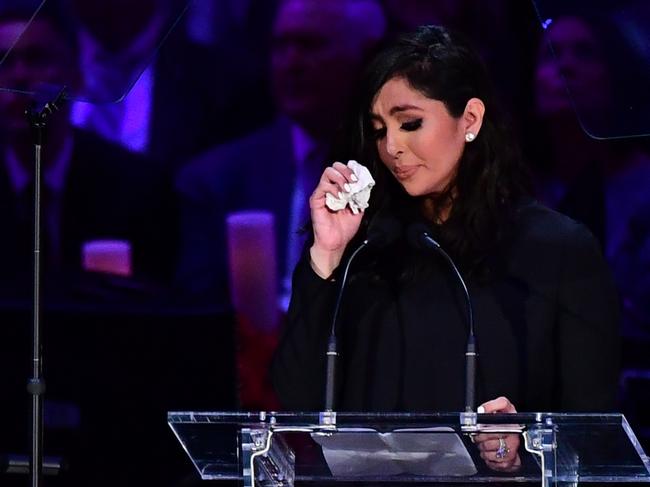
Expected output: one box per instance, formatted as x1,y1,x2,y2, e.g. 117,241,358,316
271,202,620,413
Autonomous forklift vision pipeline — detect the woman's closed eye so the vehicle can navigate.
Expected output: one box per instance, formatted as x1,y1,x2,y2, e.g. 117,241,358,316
400,119,422,131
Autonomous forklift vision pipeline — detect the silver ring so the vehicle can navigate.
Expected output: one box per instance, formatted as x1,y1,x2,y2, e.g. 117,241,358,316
496,437,510,459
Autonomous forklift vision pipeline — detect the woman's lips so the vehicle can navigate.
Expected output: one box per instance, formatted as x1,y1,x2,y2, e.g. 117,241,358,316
394,165,419,180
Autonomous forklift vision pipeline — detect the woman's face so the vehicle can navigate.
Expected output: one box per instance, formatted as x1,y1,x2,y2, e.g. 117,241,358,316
370,77,467,196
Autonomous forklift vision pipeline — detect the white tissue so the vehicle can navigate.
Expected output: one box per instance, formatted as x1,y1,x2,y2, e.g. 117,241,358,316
325,160,375,214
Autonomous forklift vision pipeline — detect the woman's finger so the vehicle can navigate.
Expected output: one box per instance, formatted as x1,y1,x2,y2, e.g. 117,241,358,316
478,396,517,413
311,181,343,204
332,161,358,183
484,453,522,472
475,437,506,452
479,443,511,463
472,432,501,444
322,166,352,193
484,458,517,471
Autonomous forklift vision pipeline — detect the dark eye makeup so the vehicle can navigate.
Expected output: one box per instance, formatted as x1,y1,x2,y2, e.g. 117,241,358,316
400,119,422,131
371,118,422,140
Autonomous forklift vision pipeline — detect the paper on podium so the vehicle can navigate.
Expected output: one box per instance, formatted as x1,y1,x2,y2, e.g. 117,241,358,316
312,427,477,477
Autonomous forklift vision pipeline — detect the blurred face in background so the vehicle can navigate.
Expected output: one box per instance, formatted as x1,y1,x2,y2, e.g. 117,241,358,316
535,16,612,119
271,0,385,135
0,18,78,138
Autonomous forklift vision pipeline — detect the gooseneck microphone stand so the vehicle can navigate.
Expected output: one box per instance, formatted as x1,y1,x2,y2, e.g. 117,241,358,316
407,224,478,414
324,241,370,414
24,86,67,487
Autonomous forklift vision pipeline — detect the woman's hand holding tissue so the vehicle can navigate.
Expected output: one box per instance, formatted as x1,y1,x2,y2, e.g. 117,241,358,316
309,161,372,278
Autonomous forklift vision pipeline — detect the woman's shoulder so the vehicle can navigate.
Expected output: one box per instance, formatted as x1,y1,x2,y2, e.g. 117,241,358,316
513,199,598,245
505,199,604,265
492,200,610,293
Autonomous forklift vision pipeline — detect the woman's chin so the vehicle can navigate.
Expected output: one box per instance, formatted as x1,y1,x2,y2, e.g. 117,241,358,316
402,184,439,198
400,182,424,197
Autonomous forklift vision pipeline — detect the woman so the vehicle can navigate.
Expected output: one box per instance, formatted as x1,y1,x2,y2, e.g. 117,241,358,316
271,25,619,468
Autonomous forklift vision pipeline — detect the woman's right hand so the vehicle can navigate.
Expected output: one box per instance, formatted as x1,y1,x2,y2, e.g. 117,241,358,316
473,396,522,473
309,162,364,278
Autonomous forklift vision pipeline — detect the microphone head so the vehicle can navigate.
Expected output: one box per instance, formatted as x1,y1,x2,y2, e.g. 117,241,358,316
406,222,440,250
366,215,402,248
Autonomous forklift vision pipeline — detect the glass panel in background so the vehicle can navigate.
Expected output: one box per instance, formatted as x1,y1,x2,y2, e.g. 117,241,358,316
532,0,650,139
0,0,192,104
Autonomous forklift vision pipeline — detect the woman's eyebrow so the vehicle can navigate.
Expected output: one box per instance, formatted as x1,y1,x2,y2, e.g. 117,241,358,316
389,104,424,116
371,104,423,121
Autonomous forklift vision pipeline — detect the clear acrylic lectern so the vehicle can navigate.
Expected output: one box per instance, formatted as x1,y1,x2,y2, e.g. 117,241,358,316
168,411,650,487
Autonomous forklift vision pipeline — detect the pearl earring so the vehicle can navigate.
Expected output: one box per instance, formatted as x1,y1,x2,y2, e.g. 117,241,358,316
465,132,476,142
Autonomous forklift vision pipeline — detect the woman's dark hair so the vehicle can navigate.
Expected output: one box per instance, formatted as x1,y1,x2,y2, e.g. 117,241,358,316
337,25,529,276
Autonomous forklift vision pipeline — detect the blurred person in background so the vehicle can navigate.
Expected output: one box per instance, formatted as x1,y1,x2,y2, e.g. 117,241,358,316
185,0,278,64
0,4,180,486
175,0,387,308
68,0,273,169
527,12,650,335
0,4,176,295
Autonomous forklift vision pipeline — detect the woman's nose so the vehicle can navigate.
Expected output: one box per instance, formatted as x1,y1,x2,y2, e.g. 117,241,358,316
385,130,403,158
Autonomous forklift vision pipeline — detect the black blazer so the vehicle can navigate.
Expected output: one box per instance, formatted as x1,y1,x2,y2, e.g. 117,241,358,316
272,202,621,412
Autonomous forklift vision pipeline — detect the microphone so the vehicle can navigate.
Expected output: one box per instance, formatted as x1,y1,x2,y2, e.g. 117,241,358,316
407,223,477,413
323,216,401,416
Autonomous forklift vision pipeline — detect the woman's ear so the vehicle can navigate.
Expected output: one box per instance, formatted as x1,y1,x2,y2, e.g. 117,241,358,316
462,98,486,140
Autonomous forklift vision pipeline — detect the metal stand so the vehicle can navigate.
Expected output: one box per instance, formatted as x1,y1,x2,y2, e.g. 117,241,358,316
241,428,295,487
524,418,557,487
24,86,67,487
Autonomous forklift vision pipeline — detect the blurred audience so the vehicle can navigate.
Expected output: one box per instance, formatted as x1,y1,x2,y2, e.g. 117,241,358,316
382,0,507,39
526,12,650,334
185,0,277,60
0,4,176,297
68,0,273,169
175,0,387,307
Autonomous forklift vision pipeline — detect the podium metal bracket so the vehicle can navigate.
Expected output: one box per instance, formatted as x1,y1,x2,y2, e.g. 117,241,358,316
242,426,313,487
524,418,558,487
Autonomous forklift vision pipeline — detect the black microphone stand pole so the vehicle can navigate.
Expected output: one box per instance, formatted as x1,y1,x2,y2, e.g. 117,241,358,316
320,240,369,428
24,86,67,487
